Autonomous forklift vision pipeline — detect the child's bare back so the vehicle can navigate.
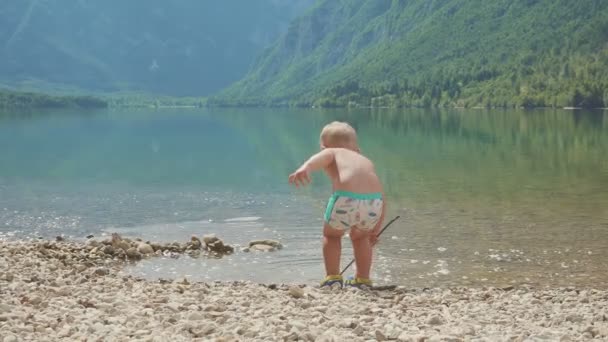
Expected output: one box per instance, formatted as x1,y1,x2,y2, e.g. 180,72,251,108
323,147,383,195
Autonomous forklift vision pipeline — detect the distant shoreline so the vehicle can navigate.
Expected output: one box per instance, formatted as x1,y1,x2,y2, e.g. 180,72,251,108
2,89,607,111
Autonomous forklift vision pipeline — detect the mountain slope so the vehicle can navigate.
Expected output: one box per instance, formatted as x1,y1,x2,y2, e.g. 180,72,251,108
215,0,608,108
0,0,313,96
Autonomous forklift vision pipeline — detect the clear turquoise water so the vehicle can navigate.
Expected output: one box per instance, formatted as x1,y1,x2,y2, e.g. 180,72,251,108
1,108,607,288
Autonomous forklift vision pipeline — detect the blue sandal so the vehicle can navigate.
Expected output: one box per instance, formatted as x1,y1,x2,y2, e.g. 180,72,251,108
320,275,344,288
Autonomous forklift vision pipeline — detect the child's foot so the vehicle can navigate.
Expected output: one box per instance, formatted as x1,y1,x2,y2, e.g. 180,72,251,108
345,276,373,290
320,275,343,289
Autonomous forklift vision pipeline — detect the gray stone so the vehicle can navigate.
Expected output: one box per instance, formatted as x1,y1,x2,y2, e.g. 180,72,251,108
126,247,142,260
398,332,414,342
94,267,110,276
249,239,283,249
565,314,583,323
288,286,305,299
0,304,12,313
290,320,307,330
190,236,203,249
206,238,234,254
250,244,276,252
102,245,115,255
29,296,42,305
375,330,387,341
3,335,17,342
188,312,204,321
137,243,154,255
353,325,364,336
203,234,219,244
427,315,445,325
114,240,131,252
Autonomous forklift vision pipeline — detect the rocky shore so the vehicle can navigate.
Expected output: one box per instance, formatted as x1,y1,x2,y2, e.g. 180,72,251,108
1,238,607,341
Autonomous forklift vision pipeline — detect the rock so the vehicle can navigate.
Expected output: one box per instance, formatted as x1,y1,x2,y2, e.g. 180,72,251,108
583,326,599,338
353,325,364,336
102,245,115,255
206,238,234,255
288,286,305,299
427,315,444,325
56,236,65,242
2,273,13,282
398,332,413,342
429,336,462,342
0,304,12,313
565,314,583,323
340,319,357,329
375,330,387,341
57,287,71,296
199,324,216,336
190,236,202,249
290,320,307,330
137,243,154,255
249,239,283,249
114,240,131,252
188,312,204,321
126,247,142,260
29,296,42,305
250,244,276,252
202,234,219,244
86,235,94,239
94,268,109,276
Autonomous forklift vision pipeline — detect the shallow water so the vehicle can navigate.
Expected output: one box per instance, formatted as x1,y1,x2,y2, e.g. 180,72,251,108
1,108,607,287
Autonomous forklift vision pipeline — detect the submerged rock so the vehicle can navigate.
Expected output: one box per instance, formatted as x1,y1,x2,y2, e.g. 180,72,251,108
250,244,276,252
203,234,234,255
249,239,283,250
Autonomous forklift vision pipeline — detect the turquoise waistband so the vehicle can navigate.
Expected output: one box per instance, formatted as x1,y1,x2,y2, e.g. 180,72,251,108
324,191,383,222
331,190,383,200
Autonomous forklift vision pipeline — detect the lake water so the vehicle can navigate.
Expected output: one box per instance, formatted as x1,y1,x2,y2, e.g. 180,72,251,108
1,108,607,288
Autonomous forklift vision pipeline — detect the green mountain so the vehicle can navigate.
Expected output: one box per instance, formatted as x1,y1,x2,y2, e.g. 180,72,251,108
0,0,313,96
214,0,608,108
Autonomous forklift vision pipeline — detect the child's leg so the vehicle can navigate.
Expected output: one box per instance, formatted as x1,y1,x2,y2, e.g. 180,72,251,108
349,226,373,279
323,223,344,276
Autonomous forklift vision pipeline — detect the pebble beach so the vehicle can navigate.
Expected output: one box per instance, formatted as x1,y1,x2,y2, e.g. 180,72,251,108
1,238,607,342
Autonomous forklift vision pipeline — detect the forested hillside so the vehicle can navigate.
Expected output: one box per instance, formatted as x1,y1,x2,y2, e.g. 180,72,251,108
214,0,608,108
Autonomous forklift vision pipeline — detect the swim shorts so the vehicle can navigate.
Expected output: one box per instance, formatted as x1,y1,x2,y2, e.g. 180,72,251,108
324,191,383,231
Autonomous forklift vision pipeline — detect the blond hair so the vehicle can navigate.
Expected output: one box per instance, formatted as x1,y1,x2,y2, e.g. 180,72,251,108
320,121,358,151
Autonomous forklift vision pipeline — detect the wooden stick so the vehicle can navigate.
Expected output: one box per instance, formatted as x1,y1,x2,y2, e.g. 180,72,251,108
339,215,401,276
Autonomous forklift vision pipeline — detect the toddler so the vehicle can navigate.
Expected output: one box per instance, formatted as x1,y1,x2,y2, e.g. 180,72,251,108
289,121,385,288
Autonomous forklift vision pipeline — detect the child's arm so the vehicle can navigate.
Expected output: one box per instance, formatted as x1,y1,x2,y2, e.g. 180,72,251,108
288,149,335,187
